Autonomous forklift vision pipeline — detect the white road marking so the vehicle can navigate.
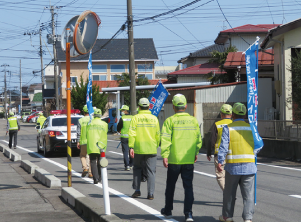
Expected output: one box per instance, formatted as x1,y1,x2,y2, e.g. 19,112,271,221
289,195,301,199
108,140,120,142
109,150,216,178
257,163,301,172
0,140,178,222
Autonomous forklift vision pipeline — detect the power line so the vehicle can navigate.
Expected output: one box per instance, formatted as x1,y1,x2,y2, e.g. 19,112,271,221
266,0,275,24
215,0,250,46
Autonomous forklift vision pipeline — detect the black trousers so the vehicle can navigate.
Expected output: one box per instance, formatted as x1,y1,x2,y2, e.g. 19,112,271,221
89,153,101,182
9,130,18,148
121,138,133,167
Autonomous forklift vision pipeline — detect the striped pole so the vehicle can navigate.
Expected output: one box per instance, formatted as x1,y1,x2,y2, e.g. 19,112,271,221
66,37,72,187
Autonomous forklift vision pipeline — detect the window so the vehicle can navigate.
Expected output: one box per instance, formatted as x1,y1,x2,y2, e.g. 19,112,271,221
138,64,153,72
70,77,77,86
110,64,125,73
138,74,153,80
92,75,107,81
92,65,107,73
111,75,122,80
52,117,82,126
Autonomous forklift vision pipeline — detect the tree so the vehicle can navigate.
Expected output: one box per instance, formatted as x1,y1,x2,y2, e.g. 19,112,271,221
206,46,237,84
287,49,301,120
116,73,150,106
71,75,108,115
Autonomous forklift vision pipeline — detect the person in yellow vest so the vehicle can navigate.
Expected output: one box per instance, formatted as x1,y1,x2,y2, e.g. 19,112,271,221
86,108,108,184
217,103,262,222
117,105,133,171
129,98,160,200
36,112,47,129
77,105,92,178
207,104,232,190
160,94,202,222
6,112,20,149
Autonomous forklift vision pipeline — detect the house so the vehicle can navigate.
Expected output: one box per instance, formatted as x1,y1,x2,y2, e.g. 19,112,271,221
56,38,158,107
155,66,179,79
261,18,301,121
27,83,42,102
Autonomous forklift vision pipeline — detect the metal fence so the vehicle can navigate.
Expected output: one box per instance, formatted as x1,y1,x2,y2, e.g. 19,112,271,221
203,119,301,141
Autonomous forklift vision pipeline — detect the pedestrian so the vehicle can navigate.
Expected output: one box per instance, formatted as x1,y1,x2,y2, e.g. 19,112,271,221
117,105,133,171
160,94,202,222
36,112,47,129
207,104,232,191
6,112,20,149
129,98,160,200
86,108,108,184
218,102,262,222
77,105,92,178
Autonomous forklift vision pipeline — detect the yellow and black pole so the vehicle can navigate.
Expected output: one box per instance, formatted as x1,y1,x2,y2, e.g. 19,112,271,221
66,29,72,187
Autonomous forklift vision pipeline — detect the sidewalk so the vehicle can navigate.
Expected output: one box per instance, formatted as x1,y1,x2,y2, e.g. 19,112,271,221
0,152,86,222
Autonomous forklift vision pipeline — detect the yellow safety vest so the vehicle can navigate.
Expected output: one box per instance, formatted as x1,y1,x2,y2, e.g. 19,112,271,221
79,116,90,145
8,117,18,130
214,118,233,154
120,115,133,138
227,121,255,163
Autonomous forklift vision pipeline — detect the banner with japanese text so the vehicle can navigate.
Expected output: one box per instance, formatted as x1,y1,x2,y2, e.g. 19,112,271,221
245,39,264,150
149,82,169,117
86,50,94,119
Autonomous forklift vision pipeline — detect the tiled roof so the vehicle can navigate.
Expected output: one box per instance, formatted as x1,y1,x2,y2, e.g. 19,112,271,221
27,83,42,91
57,39,158,61
32,92,42,102
221,24,281,33
168,63,226,76
224,49,274,68
168,81,247,91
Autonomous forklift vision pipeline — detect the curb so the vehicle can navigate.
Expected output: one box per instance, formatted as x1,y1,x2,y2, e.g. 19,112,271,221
1,144,21,161
62,187,123,222
34,168,61,188
21,160,40,174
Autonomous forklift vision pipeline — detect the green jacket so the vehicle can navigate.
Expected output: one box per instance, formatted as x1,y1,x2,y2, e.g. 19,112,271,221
37,116,47,127
161,112,202,164
78,116,90,145
120,115,133,138
86,117,108,154
128,110,160,154
8,117,18,130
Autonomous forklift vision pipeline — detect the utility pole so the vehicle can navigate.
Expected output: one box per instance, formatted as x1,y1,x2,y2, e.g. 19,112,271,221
40,26,45,111
127,0,137,115
20,60,22,113
1,64,9,119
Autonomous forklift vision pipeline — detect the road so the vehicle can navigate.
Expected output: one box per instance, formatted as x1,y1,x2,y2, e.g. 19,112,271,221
1,119,301,222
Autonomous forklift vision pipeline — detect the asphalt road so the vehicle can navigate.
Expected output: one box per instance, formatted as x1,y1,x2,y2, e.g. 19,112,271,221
1,119,301,222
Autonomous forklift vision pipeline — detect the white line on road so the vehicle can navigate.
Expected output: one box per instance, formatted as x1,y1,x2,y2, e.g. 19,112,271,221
109,150,216,178
289,195,301,199
1,140,178,222
257,163,301,172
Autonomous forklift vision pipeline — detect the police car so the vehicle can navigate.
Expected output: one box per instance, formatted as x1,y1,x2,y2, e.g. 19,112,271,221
36,109,83,157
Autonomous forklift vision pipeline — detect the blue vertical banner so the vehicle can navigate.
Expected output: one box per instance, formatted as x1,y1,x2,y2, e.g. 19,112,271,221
86,50,94,119
149,82,169,116
245,38,264,151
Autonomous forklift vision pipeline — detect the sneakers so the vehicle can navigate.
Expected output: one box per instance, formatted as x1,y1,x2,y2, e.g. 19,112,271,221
125,166,130,171
161,208,172,219
147,194,154,200
219,215,234,221
131,191,141,198
13,147,16,149
185,212,194,221
81,169,88,177
244,220,252,222
88,173,93,178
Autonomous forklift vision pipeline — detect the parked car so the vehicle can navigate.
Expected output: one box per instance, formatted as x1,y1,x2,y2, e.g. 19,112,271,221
22,112,31,122
36,110,83,157
14,114,22,120
27,111,42,123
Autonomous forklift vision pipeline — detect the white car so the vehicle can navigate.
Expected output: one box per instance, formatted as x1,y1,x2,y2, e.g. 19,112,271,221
36,114,83,157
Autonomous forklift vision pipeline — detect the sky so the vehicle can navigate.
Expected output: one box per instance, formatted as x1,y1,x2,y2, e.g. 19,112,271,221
1,0,301,91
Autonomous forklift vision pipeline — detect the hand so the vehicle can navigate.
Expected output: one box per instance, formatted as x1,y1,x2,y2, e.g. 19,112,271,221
6,131,8,135
217,163,223,172
77,142,80,149
130,149,134,158
207,155,211,161
163,158,168,168
195,155,198,163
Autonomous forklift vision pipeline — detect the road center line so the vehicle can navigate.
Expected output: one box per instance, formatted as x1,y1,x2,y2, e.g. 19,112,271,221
1,140,178,222
289,195,301,199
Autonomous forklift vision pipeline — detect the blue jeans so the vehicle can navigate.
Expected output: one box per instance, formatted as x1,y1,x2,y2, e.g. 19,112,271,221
164,164,194,215
121,138,133,167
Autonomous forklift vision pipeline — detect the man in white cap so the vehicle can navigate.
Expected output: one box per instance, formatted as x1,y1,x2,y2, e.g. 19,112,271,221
129,98,160,200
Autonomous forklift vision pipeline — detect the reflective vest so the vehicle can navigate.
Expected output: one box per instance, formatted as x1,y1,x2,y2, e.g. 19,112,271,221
37,116,47,127
86,117,108,154
214,118,233,154
161,112,202,164
120,115,133,138
128,110,160,154
227,121,255,163
8,117,18,130
79,116,90,145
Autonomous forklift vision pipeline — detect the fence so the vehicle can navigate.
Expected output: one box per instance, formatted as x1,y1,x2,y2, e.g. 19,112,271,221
203,119,301,141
